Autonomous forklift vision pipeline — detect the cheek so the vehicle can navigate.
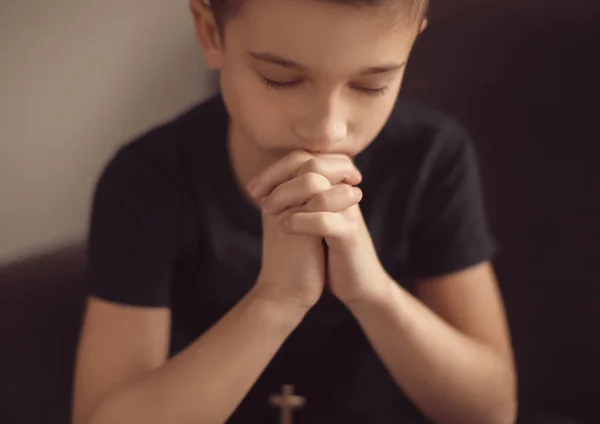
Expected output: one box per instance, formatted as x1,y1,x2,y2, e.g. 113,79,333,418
244,107,287,149
351,98,397,148
226,71,293,147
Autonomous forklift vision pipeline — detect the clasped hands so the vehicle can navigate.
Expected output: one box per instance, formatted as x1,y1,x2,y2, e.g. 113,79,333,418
248,150,390,309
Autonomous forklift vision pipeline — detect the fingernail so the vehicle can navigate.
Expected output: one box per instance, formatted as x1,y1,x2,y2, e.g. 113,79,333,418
354,187,362,197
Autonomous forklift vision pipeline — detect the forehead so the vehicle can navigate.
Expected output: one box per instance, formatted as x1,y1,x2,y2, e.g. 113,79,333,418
225,0,418,70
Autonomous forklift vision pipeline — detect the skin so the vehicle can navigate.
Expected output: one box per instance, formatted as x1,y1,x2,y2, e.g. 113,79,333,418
195,0,517,422
71,1,516,424
195,0,422,186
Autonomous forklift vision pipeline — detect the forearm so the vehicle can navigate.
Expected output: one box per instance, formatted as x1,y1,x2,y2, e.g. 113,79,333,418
89,288,306,424
346,278,517,424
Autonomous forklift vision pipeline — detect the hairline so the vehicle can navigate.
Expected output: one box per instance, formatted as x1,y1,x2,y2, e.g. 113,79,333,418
208,0,430,39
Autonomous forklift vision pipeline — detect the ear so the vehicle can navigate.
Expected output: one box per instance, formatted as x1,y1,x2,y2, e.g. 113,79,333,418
189,0,223,70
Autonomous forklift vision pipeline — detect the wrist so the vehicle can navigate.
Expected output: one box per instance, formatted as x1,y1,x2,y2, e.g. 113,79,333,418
247,285,311,328
342,269,396,312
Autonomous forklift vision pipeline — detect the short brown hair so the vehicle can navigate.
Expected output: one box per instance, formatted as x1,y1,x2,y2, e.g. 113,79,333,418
207,0,429,34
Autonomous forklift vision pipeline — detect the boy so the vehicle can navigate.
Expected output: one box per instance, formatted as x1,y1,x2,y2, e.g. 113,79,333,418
72,0,517,423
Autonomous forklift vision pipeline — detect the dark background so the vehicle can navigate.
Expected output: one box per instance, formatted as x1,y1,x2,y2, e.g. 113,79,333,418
1,1,599,423
404,1,600,422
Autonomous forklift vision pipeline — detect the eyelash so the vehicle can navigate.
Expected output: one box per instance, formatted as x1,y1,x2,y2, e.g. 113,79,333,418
262,78,388,97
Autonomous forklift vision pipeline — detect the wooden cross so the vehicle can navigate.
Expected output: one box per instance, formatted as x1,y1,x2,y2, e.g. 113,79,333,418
269,384,306,424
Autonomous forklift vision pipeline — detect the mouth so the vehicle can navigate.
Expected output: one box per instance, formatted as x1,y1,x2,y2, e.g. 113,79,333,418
269,146,356,159
305,147,355,157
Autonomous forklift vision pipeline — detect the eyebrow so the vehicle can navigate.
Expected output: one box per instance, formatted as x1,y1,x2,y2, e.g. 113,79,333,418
248,51,407,76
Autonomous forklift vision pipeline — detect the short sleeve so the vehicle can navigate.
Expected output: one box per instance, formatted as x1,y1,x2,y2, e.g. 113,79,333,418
86,143,179,307
407,120,496,278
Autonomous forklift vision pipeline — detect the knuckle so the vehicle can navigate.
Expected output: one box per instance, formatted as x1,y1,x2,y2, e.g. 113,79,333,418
341,155,354,165
308,192,328,211
251,176,263,188
300,157,321,175
282,213,295,230
265,194,280,210
279,207,299,225
336,155,353,169
290,151,314,175
304,172,331,193
266,185,283,204
341,184,355,199
345,161,360,176
316,212,330,230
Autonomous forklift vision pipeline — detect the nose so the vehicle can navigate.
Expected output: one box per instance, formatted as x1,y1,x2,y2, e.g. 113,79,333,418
294,102,347,152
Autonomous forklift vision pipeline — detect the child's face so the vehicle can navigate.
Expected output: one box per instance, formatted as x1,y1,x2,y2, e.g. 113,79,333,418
198,0,422,158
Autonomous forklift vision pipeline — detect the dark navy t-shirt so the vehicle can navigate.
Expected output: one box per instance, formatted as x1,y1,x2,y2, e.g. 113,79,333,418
86,94,495,423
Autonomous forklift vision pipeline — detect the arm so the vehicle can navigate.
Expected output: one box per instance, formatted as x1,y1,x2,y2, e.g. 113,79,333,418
79,147,330,424
72,298,170,424
345,262,517,424
74,288,307,424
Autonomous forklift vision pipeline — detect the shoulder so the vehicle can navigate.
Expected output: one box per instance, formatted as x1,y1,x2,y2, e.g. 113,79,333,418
90,95,229,247
390,96,453,129
108,94,225,172
368,99,495,281
96,95,226,199
363,97,483,197
360,97,477,183
88,98,228,274
87,98,226,307
383,97,474,160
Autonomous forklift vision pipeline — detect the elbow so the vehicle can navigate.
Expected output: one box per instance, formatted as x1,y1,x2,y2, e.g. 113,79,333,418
80,390,134,424
465,373,518,424
489,355,518,424
490,384,518,424
80,402,114,424
71,401,99,424
491,401,518,424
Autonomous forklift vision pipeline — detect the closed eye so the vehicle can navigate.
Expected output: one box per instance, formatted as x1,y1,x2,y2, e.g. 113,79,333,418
352,86,389,96
262,78,389,96
262,78,302,90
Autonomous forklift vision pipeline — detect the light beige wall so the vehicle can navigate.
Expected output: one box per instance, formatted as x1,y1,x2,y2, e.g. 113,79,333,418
0,0,217,265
